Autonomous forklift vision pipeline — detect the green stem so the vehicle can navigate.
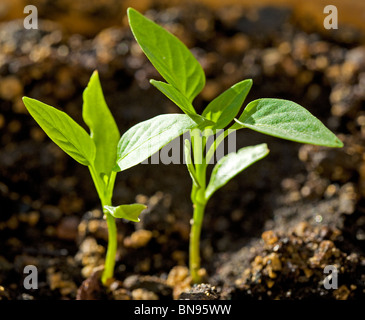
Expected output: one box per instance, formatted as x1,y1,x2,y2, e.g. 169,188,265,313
189,200,206,283
205,129,234,164
189,129,207,283
189,128,238,282
101,209,117,285
89,166,118,285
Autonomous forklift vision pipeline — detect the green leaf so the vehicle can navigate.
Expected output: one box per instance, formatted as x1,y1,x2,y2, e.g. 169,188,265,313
232,99,343,148
104,204,147,222
150,80,213,127
22,97,96,166
202,79,252,129
128,8,205,102
83,71,120,177
205,143,269,201
115,114,196,172
184,139,200,187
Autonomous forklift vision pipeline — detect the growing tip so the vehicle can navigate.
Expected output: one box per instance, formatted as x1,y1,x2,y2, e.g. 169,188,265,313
91,70,99,80
335,138,344,148
22,96,33,106
127,7,137,18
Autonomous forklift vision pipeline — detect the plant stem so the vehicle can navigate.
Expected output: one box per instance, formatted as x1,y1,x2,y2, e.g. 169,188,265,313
89,166,118,285
101,209,117,285
189,199,205,283
205,129,234,164
189,129,207,283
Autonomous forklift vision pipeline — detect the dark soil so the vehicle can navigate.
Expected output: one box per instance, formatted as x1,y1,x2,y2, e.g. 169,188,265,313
0,3,364,300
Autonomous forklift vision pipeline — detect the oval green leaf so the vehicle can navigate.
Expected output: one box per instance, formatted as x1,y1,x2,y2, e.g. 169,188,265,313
23,97,96,166
233,99,343,148
128,8,205,102
202,79,252,129
205,143,269,201
83,71,120,177
115,114,197,172
104,204,147,222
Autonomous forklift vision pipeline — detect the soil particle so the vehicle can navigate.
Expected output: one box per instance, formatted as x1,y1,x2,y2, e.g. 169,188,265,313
77,210,109,243
74,237,105,278
220,223,365,300
179,283,220,300
131,288,159,300
333,285,351,300
123,275,173,300
0,75,23,101
56,216,80,241
112,287,131,300
0,285,11,300
124,229,153,249
47,267,77,296
76,266,106,300
166,266,192,299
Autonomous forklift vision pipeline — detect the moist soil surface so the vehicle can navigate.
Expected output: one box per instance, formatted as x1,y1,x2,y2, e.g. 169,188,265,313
0,4,364,300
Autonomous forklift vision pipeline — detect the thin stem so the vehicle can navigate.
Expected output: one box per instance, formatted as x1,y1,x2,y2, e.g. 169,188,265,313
101,208,117,285
88,166,104,201
189,129,207,283
205,129,234,165
88,165,118,285
189,201,205,283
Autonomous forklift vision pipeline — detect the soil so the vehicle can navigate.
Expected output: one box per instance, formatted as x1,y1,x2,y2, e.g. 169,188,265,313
0,3,364,300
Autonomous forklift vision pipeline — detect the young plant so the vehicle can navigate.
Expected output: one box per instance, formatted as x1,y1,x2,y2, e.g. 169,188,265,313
127,8,344,283
22,71,196,285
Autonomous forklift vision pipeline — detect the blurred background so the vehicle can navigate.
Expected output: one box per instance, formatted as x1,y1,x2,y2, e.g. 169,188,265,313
0,0,364,300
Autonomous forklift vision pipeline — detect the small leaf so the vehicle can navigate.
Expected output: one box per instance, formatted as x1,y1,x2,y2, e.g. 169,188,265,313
202,79,252,129
232,99,343,148
184,139,200,187
128,8,205,102
115,114,196,172
205,143,269,201
151,80,213,127
23,97,95,166
83,71,120,176
104,204,147,222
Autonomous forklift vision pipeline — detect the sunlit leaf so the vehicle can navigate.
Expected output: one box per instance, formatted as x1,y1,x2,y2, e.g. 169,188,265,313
205,143,269,201
104,204,147,222
232,99,343,147
23,97,95,166
115,114,196,171
203,79,252,129
128,8,205,102
83,71,120,177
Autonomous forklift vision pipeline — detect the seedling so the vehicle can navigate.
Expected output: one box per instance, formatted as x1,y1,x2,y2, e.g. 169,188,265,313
22,71,196,285
127,8,343,283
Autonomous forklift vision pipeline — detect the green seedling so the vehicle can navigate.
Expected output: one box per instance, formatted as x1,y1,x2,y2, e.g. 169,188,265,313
127,8,343,283
23,71,196,285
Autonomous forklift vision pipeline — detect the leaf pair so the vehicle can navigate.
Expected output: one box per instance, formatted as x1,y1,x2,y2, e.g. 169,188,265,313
23,71,120,175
